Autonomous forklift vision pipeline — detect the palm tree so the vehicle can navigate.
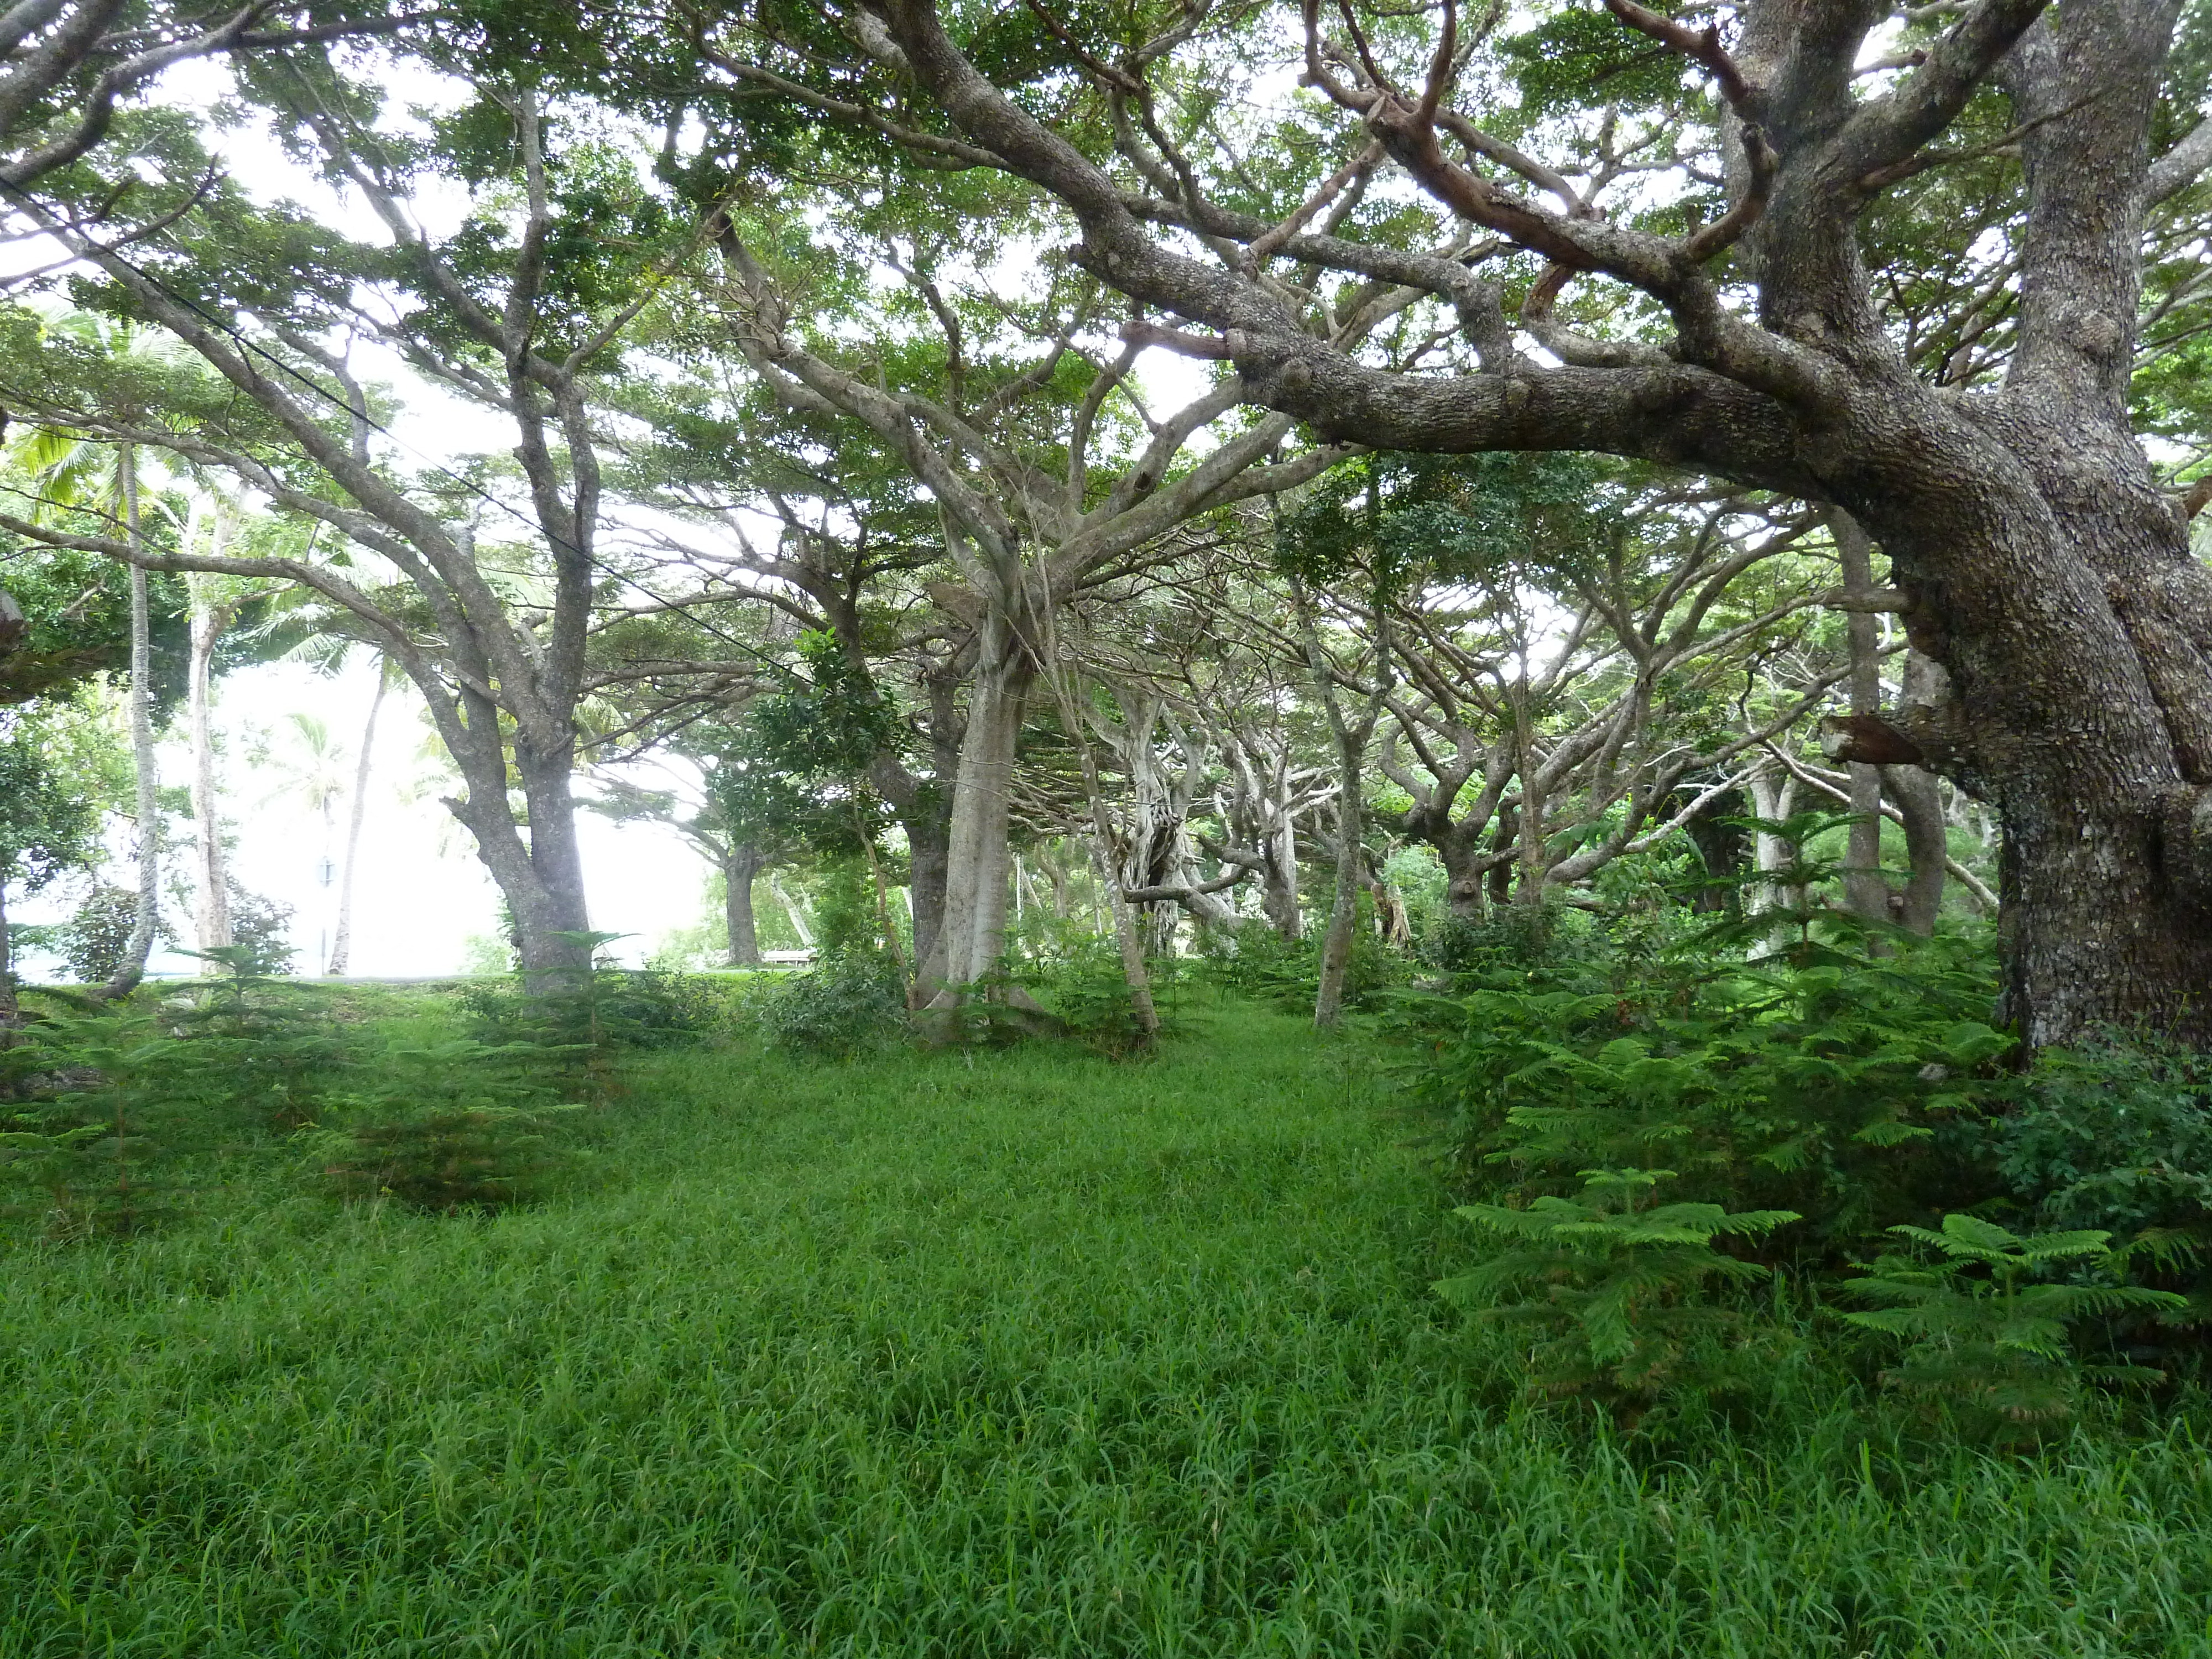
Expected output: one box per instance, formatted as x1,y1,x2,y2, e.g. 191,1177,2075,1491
259,711,349,969
7,317,182,996
326,656,397,976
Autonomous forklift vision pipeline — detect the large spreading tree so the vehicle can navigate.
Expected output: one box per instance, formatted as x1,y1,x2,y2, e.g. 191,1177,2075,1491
679,0,2212,1045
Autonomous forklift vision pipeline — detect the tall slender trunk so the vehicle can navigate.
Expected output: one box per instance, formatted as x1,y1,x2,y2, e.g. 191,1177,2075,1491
1836,514,1892,930
1,877,18,1034
326,662,388,975
1884,763,1950,935
1747,763,1802,957
185,498,243,953
104,444,157,1000
1266,811,1303,940
1297,576,1390,1031
186,573,232,952
1047,665,1159,1042
723,843,764,966
1314,782,1366,1029
769,871,814,948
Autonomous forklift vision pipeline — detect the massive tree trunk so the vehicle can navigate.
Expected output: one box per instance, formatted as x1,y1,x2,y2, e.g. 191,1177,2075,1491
901,810,950,971
723,842,764,966
442,714,592,979
917,615,1032,998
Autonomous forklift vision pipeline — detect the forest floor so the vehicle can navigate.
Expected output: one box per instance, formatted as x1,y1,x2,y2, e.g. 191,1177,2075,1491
4,995,2211,1656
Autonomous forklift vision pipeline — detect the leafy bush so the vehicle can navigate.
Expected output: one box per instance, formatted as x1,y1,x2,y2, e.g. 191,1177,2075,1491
760,951,906,1056
57,885,139,983
1998,1035,2212,1245
0,1010,210,1235
171,945,351,1129
1199,905,1405,1013
1436,1168,1799,1418
1398,927,2010,1256
222,882,298,975
460,931,713,1059
1842,1215,2188,1439
1034,935,1151,1057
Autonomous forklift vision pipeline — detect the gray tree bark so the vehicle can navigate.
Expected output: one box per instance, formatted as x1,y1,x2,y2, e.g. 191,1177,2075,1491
326,660,387,975
103,444,156,1000
723,843,764,966
1835,514,1893,930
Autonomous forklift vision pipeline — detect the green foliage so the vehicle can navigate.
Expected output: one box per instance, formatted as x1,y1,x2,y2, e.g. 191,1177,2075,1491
1032,933,1151,1057
56,884,142,984
758,951,907,1056
1843,1216,2188,1439
1276,450,1618,594
810,853,883,958
1199,907,1406,1013
1998,1035,2212,1245
1438,1168,1798,1416
220,882,298,976
166,946,350,1131
709,632,902,859
1400,924,2010,1253
0,1010,202,1236
0,707,102,899
460,931,711,1067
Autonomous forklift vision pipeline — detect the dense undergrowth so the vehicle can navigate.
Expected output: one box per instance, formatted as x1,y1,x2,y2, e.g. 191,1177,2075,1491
1387,890,2212,1439
1,974,2210,1653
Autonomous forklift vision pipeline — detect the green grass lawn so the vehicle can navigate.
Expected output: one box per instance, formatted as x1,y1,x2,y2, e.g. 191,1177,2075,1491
4,1000,2211,1656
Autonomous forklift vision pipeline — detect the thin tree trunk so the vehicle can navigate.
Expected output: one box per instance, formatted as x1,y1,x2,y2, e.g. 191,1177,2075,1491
1267,811,1303,940
859,828,905,970
0,877,18,1034
769,872,815,949
1045,663,1159,1042
187,574,232,952
1314,785,1366,1028
104,444,157,1000
1835,513,1892,930
1884,764,1949,935
326,662,388,975
1296,575,1390,1031
1747,763,1801,959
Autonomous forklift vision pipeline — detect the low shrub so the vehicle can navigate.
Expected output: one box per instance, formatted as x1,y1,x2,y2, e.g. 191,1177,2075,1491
1396,924,2011,1258
1198,906,1406,1013
1436,1167,1799,1420
1998,1034,2212,1246
1841,1214,2188,1441
759,951,906,1056
1029,935,1166,1057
